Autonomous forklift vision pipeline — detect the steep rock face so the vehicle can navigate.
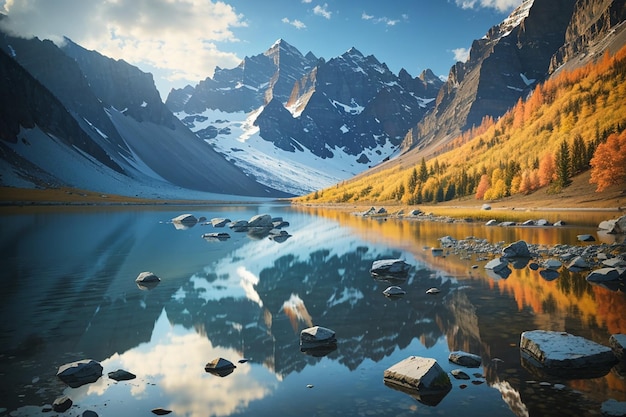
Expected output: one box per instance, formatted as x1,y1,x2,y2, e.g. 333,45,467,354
166,39,317,113
61,39,176,128
550,0,626,71
256,47,442,158
0,33,133,160
0,31,287,196
404,0,577,150
0,39,126,175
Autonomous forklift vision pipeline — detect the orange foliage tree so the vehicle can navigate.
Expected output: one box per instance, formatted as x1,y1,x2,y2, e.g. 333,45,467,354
475,174,490,199
538,153,556,187
590,130,626,191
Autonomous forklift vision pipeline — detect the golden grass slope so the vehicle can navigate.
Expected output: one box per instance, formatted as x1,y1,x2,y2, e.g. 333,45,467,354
296,46,626,208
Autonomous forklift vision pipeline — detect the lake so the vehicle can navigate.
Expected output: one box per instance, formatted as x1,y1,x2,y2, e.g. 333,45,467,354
1,203,625,417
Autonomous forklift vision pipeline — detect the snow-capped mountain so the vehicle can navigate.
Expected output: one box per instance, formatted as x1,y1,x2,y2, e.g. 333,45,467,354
167,40,442,194
166,39,319,114
0,32,288,199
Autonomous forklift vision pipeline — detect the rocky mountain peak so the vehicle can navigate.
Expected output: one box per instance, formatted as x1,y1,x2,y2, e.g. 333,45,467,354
166,39,316,113
403,0,577,152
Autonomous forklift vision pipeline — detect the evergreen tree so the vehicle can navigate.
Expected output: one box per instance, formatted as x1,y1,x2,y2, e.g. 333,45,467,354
570,134,587,174
556,139,571,187
445,183,456,201
408,168,418,193
418,158,428,182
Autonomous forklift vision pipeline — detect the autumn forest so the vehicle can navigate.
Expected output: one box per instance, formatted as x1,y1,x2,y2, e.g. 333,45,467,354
297,45,626,205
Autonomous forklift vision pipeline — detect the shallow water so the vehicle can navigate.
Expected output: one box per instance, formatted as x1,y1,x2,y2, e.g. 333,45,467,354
0,204,624,417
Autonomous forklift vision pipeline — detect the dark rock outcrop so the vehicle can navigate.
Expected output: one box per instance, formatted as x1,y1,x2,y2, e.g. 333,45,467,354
403,0,577,150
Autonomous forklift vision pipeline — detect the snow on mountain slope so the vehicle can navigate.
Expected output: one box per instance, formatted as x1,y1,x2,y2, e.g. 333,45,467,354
0,125,276,202
176,108,400,195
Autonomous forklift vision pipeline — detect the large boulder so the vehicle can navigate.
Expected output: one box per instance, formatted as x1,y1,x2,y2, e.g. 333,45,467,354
57,359,103,388
370,259,411,279
247,214,273,227
502,240,531,258
599,215,626,234
383,356,451,406
520,330,617,378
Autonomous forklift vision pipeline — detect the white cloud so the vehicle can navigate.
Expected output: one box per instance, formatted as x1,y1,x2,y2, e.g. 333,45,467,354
313,3,331,19
452,47,470,62
302,0,312,3
362,12,407,26
282,17,307,29
0,0,246,86
455,0,522,13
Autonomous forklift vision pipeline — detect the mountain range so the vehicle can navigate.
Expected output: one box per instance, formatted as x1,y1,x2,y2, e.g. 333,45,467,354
1,0,625,199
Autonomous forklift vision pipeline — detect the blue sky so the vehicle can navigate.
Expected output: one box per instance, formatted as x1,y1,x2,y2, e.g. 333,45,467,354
0,0,523,98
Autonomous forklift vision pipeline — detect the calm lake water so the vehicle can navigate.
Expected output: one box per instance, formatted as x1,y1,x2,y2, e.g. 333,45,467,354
1,203,625,417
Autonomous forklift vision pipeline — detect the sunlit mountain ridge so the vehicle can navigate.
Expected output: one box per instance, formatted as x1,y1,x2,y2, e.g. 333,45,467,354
297,44,626,205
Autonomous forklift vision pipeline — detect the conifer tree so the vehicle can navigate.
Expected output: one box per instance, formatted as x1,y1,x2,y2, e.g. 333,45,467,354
570,134,587,174
555,139,571,188
418,157,428,182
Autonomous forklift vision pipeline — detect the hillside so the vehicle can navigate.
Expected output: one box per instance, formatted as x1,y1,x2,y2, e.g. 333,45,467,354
295,44,626,208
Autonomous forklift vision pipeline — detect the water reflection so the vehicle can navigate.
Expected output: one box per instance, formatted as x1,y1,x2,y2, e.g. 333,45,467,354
1,205,625,417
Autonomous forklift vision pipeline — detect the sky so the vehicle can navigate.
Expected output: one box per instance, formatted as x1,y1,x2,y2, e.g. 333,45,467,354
0,0,524,99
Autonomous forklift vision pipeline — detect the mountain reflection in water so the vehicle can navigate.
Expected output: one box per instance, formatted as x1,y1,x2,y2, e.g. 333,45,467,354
0,205,624,417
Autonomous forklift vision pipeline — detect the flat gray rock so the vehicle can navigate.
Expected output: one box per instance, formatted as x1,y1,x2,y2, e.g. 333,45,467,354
587,267,622,283
448,351,481,368
485,257,509,272
520,330,617,376
383,286,406,297
370,259,411,278
108,369,136,381
383,356,451,395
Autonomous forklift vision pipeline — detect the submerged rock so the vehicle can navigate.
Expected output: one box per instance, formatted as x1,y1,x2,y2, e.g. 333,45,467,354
448,351,481,368
577,234,596,242
57,359,103,388
204,358,236,377
136,271,160,283
202,232,230,241
370,259,411,279
135,271,161,290
210,218,230,227
52,396,72,413
383,286,406,297
108,369,136,381
300,326,337,351
171,214,198,229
